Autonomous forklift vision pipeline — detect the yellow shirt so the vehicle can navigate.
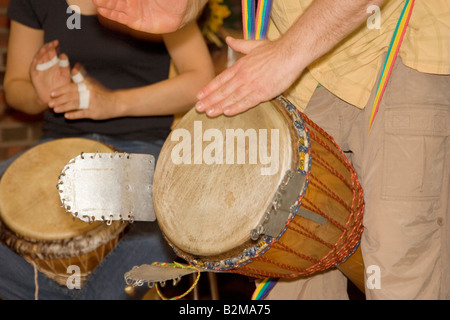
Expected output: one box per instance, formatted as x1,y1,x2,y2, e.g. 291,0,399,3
267,0,450,111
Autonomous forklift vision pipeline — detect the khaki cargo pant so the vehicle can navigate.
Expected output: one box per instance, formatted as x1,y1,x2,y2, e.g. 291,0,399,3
265,58,450,300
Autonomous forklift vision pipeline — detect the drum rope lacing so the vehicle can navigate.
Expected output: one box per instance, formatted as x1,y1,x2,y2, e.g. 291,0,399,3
236,111,364,279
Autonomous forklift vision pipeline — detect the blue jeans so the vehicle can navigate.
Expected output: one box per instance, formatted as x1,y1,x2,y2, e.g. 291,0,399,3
0,134,177,300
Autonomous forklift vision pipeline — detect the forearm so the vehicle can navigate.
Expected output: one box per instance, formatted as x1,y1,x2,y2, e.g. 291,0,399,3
277,0,385,76
4,22,50,114
115,70,213,117
4,79,47,114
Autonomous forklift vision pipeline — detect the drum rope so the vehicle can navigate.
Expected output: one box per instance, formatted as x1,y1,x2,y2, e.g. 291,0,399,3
237,228,360,279
308,176,352,212
280,207,363,276
310,149,352,190
302,113,364,236
31,261,39,300
273,240,320,264
310,136,353,178
234,180,364,279
288,220,334,249
151,262,201,300
301,199,346,232
303,112,355,172
301,118,364,253
301,112,365,263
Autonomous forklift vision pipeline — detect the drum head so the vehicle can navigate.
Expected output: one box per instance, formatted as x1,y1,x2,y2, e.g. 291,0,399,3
0,138,115,241
154,100,296,256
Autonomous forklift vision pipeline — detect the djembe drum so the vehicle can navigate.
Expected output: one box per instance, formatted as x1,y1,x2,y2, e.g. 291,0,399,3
153,96,365,291
0,138,127,287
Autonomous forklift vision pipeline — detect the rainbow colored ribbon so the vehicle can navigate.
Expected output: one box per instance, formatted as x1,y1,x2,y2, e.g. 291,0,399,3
251,277,277,300
255,0,273,40
242,0,273,40
368,0,415,132
242,0,255,40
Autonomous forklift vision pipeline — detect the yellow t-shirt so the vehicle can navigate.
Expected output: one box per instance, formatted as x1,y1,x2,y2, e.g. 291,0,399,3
267,0,450,111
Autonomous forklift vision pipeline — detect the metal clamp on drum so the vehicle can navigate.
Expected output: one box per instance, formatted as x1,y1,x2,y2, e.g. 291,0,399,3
250,169,327,241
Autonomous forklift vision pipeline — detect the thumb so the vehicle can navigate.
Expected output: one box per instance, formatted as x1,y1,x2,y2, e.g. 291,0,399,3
225,36,266,55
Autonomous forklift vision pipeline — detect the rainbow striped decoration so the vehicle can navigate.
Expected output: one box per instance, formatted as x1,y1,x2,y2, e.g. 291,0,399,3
255,0,274,40
251,278,277,300
368,0,415,132
242,0,256,40
242,0,273,40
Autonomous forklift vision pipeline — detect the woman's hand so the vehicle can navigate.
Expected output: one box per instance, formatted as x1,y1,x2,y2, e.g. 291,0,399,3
48,65,123,120
93,0,207,34
30,40,71,105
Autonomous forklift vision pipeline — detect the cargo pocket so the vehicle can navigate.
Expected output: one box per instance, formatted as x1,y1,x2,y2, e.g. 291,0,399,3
382,105,449,201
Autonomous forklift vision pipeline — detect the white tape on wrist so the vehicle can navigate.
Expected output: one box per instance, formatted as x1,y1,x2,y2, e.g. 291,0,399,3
77,83,90,109
36,56,60,71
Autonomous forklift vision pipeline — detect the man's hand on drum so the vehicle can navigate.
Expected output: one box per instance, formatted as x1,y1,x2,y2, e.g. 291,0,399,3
30,40,71,105
195,36,305,117
93,0,207,34
48,65,121,120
